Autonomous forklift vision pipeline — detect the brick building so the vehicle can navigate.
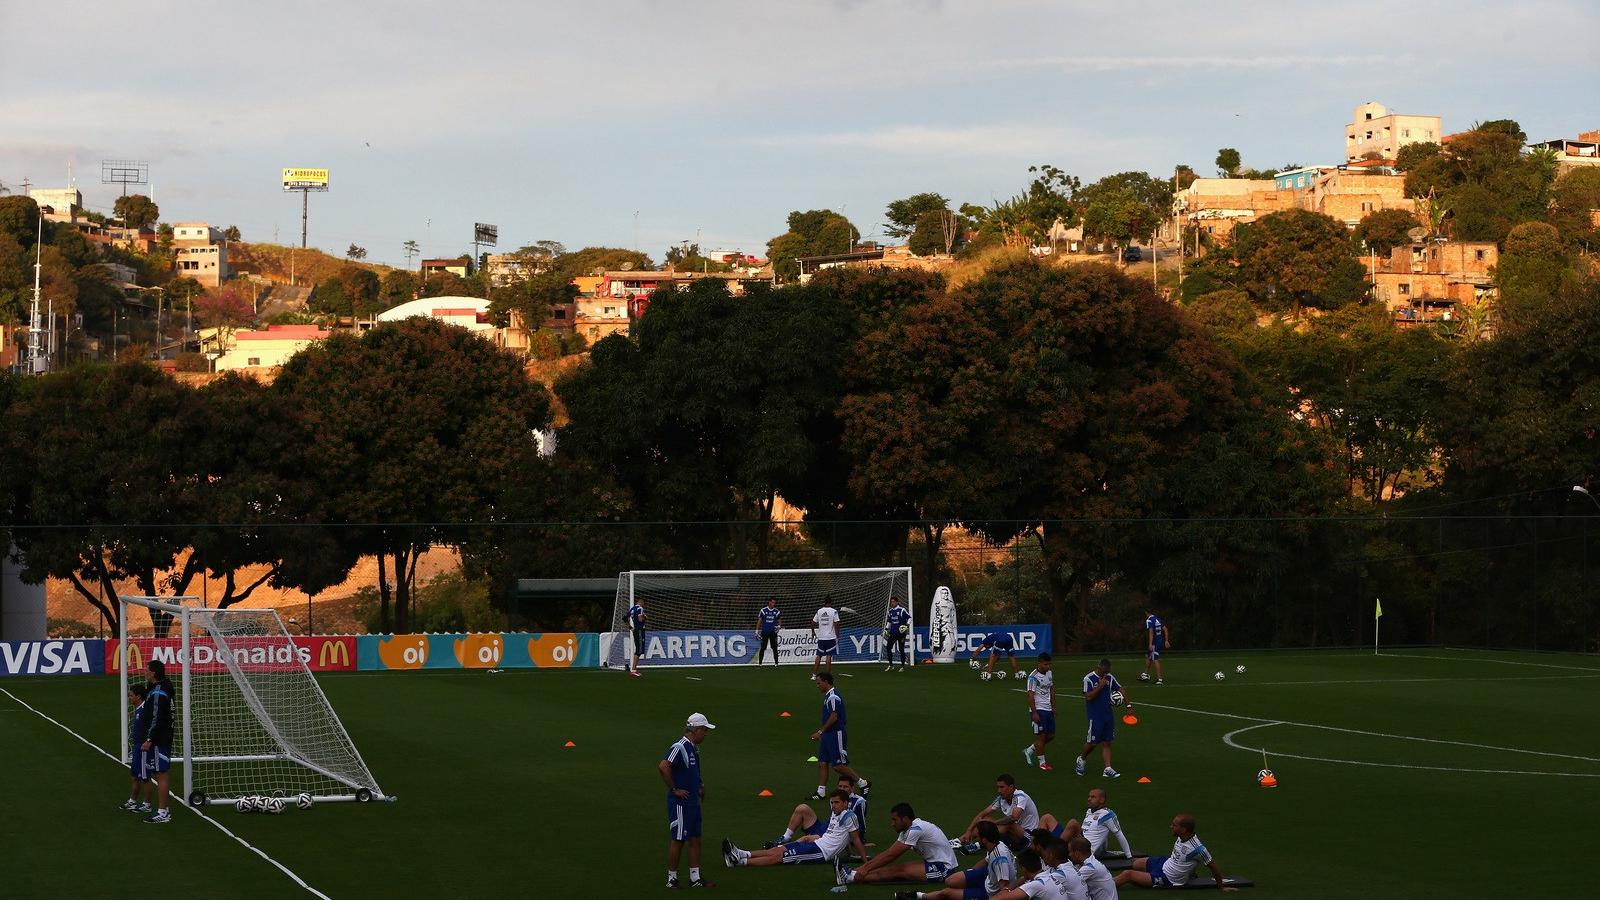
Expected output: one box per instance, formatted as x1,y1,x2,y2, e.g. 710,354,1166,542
1345,101,1441,164
171,222,230,287
1370,240,1497,325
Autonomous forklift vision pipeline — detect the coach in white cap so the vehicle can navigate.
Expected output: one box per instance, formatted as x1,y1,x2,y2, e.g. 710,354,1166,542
661,713,716,888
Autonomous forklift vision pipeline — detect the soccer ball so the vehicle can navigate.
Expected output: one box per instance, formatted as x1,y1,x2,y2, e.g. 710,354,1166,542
1256,769,1275,783
296,792,313,810
996,670,1007,680
980,671,992,681
899,624,910,635
1214,671,1226,680
969,659,980,669
1236,665,1246,674
234,797,255,813
1110,690,1125,706
1137,673,1150,682
267,797,287,814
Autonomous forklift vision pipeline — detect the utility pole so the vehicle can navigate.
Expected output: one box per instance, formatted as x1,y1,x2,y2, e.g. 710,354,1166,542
27,216,43,373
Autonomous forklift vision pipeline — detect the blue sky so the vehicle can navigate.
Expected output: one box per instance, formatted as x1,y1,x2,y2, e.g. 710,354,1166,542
3,0,1595,267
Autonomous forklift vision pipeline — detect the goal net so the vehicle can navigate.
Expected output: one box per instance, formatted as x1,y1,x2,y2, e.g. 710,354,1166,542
118,596,388,806
604,568,913,669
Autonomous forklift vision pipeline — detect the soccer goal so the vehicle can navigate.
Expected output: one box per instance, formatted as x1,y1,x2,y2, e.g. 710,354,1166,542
604,567,913,669
117,595,390,807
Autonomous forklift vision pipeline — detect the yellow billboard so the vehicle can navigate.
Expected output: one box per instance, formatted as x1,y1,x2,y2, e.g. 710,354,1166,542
281,167,329,189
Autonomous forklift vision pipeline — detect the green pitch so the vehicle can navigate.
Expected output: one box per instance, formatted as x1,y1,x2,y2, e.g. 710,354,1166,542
5,648,1597,898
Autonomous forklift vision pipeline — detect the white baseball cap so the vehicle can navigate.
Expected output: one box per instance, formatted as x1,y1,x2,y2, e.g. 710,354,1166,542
686,712,716,730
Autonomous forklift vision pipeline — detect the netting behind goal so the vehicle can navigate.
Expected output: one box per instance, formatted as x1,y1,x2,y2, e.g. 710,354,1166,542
119,597,386,805
605,568,913,669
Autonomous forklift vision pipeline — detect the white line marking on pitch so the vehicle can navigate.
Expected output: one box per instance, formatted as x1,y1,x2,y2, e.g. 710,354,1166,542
1380,651,1600,673
1,688,334,900
1222,722,1600,778
1161,672,1600,688
1138,700,1600,765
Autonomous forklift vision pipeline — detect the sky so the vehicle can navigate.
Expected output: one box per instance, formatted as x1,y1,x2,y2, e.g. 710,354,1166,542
3,0,1596,268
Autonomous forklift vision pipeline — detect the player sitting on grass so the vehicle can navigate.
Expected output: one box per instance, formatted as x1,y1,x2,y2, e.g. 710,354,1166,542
975,632,1020,677
1023,653,1056,770
959,774,1040,851
986,848,1077,900
1067,837,1115,900
765,775,867,849
120,684,153,813
894,820,1014,900
1038,839,1090,900
839,802,959,886
723,790,867,882
1043,789,1132,859
1114,814,1235,892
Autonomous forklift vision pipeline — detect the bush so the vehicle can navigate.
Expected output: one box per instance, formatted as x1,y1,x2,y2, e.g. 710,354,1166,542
353,572,503,634
174,351,209,372
48,617,99,638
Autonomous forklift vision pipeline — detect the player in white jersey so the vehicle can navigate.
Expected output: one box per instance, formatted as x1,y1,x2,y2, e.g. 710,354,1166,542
1049,789,1131,859
988,849,1075,900
723,791,867,881
895,820,1014,900
762,775,868,850
812,600,842,680
1032,841,1089,900
841,803,960,885
1022,653,1056,771
1067,837,1116,900
1115,814,1235,891
959,773,1040,848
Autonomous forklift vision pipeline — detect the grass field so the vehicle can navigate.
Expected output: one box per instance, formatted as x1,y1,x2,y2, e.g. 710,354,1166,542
5,647,1598,898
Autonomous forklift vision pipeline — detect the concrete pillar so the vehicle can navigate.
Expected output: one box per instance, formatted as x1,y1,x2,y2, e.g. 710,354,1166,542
1,545,47,641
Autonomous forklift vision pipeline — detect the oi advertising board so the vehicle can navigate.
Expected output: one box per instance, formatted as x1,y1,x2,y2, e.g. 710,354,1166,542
631,624,1052,667
355,633,599,671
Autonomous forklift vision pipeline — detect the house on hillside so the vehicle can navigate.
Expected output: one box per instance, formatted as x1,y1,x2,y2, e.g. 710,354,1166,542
214,324,329,371
172,222,231,287
1345,101,1441,164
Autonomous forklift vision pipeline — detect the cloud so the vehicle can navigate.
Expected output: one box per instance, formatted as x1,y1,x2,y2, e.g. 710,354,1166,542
744,124,1133,162
980,54,1402,73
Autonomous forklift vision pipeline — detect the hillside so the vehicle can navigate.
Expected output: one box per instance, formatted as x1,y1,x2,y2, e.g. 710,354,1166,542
228,241,395,285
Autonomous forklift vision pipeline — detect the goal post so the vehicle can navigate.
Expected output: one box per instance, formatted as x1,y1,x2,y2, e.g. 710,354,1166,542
117,595,389,806
604,567,914,669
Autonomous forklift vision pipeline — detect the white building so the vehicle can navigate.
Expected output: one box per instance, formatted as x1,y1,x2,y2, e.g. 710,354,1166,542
375,296,496,335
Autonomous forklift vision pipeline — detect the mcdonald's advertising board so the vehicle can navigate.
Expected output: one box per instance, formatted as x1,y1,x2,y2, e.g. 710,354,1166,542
105,636,357,674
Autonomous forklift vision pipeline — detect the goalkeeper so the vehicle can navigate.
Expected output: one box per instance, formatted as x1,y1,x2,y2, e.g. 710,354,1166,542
883,596,911,671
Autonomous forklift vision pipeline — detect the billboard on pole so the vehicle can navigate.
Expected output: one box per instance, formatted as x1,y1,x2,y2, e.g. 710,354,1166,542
474,223,498,246
282,168,330,191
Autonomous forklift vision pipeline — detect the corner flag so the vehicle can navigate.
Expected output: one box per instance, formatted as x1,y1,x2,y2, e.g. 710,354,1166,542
1375,598,1383,619
1373,598,1382,655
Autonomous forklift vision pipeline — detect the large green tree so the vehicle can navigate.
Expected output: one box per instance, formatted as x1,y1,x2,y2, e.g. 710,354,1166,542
884,193,951,238
113,194,159,230
1547,167,1600,252
1354,207,1422,256
1233,210,1366,315
550,246,654,280
766,210,859,281
1078,171,1174,252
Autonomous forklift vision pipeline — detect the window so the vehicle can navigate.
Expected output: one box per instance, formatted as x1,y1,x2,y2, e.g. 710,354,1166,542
1475,250,1486,260
1399,284,1410,295
1403,129,1410,138
247,357,260,366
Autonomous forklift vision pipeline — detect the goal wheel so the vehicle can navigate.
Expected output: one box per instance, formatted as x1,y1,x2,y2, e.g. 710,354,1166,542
355,788,373,803
188,790,208,808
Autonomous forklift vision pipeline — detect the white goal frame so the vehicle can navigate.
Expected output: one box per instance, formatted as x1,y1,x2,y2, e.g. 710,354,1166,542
607,566,914,670
118,595,389,806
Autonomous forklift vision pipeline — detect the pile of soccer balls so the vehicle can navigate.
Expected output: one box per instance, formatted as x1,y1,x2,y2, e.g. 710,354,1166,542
1213,665,1247,680
969,660,1009,681
234,792,314,814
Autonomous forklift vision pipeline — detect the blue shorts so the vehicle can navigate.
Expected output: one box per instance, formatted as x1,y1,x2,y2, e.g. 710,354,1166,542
136,745,170,778
1033,710,1056,735
667,798,702,840
817,639,838,657
924,861,956,882
1146,856,1172,887
819,730,848,765
1087,714,1115,744
982,642,1015,656
1147,646,1162,661
1051,822,1066,838
960,864,989,898
781,841,827,864
804,818,828,838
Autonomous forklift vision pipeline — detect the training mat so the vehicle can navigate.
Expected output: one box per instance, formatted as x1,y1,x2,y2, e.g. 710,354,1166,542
1180,877,1255,889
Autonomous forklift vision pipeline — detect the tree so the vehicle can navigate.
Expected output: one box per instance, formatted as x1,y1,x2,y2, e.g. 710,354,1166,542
1215,148,1242,177
402,240,420,267
273,318,552,632
419,271,470,298
1354,207,1422,256
766,210,859,281
194,284,255,336
883,193,950,238
1078,171,1174,253
223,225,241,243
1233,210,1366,316
346,243,368,261
1174,165,1198,191
907,209,965,257
343,266,382,318
113,194,160,230
379,270,418,310
1022,164,1080,242
1494,222,1569,315
310,276,349,316
487,272,577,335
550,247,654,281
1183,289,1256,334
0,195,40,245
1546,167,1600,252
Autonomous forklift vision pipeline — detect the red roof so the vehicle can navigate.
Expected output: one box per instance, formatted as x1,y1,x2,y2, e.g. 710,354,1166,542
431,308,478,316
236,324,329,341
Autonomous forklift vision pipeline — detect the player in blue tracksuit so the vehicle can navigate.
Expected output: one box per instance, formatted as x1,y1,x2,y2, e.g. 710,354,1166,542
1077,658,1125,780
140,660,175,824
1139,611,1168,685
120,684,153,813
755,599,782,666
811,673,869,799
628,600,647,676
661,712,717,889
975,631,1020,678
884,597,912,671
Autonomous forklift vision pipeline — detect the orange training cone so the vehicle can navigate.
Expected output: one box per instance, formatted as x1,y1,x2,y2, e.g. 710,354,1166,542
1259,774,1278,788
758,789,774,797
1137,776,1152,784
564,741,576,748
1122,713,1138,725
780,711,792,718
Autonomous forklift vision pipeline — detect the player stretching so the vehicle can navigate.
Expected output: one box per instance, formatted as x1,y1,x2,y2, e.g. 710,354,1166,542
120,683,152,813
1023,653,1055,770
884,596,911,672
959,774,1040,849
660,713,716,889
1075,659,1124,779
141,660,174,824
755,599,782,666
898,820,1015,900
812,599,841,680
839,802,959,886
1138,610,1167,685
1114,814,1235,892
722,790,867,885
811,672,870,798
628,597,647,677
764,775,867,849
975,632,1020,677
1048,788,1132,860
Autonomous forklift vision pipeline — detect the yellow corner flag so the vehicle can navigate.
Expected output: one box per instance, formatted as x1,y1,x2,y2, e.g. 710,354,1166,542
1375,598,1383,619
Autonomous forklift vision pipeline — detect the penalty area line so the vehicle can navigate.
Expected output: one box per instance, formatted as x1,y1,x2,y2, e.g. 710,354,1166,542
1223,722,1600,778
1379,651,1600,673
0,688,334,900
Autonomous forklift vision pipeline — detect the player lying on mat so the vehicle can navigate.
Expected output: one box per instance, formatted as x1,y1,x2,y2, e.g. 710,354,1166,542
1114,814,1235,892
723,791,866,872
1036,789,1132,859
